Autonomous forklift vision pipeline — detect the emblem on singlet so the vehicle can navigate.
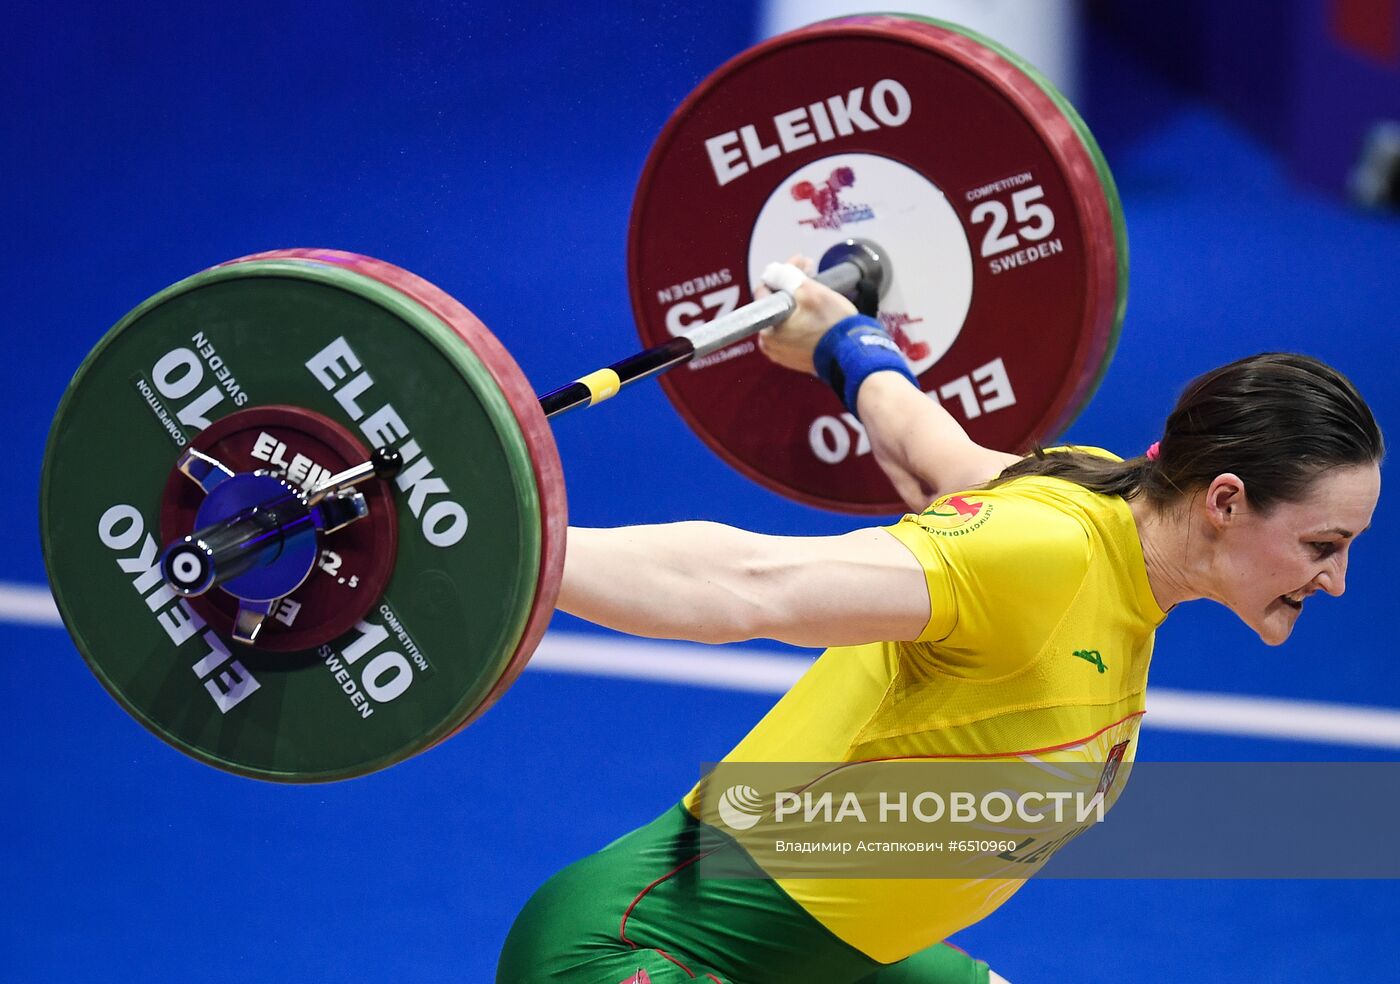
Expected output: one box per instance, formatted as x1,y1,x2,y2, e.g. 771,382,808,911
919,494,993,536
1073,649,1107,673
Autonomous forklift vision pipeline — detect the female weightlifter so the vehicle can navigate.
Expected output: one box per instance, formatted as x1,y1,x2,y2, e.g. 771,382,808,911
497,260,1383,984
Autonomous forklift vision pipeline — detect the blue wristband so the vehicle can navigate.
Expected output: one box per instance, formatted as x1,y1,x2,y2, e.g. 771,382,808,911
812,314,918,417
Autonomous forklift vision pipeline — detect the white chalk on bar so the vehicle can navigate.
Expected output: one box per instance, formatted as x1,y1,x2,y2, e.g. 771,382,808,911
761,262,807,295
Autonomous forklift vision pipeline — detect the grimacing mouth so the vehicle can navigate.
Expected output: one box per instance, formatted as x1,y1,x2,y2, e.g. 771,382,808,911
1279,588,1312,611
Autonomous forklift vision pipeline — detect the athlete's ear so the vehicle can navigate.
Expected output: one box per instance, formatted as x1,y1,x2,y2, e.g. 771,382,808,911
1202,473,1246,529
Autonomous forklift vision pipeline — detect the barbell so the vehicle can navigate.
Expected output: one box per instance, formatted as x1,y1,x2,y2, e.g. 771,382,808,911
40,14,1127,781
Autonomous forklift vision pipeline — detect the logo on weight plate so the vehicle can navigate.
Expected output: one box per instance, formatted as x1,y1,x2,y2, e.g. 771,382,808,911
717,784,766,831
879,311,931,362
750,153,974,378
792,166,875,231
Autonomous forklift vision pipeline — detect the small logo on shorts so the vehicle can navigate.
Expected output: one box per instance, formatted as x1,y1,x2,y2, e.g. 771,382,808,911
717,784,766,831
1097,740,1130,796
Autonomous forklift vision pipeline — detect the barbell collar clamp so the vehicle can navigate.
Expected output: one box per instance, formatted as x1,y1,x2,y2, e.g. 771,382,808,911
307,445,404,506
176,447,236,495
161,446,401,606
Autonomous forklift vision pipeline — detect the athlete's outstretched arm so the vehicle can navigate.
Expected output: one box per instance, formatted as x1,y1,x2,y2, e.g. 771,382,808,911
757,259,1018,510
854,372,1020,511
558,523,930,648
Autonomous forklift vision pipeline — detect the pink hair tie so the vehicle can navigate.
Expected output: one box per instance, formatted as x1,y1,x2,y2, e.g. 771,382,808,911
1146,441,1161,461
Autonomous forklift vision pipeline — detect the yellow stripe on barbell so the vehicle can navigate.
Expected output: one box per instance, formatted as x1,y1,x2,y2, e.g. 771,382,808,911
577,368,622,405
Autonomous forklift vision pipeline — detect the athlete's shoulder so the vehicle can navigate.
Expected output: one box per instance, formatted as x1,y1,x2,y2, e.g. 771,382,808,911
889,445,1134,567
890,486,1090,650
894,484,1091,575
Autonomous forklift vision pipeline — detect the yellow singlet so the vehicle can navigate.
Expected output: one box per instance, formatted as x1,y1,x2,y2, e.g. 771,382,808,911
684,450,1168,962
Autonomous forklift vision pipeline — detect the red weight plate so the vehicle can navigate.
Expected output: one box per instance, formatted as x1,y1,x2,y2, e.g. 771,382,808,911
159,405,398,651
628,14,1127,513
220,250,567,732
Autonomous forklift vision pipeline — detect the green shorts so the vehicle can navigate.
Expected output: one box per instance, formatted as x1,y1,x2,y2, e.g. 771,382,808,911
498,803,991,984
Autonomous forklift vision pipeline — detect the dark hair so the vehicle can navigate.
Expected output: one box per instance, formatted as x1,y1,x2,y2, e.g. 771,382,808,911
985,353,1384,512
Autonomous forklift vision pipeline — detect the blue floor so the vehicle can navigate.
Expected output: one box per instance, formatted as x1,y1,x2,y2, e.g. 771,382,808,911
4,4,1398,981
5,643,1397,982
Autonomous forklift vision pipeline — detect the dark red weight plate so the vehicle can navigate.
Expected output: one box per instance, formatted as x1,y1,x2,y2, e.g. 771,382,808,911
159,405,398,652
222,249,567,734
628,14,1128,513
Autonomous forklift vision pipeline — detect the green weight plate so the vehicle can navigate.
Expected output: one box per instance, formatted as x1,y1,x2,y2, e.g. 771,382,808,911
41,253,561,782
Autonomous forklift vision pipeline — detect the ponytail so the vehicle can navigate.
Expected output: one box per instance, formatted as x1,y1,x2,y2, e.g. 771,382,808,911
983,353,1383,511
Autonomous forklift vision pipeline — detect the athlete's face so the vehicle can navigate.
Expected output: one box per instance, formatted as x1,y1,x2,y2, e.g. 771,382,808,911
1212,463,1380,646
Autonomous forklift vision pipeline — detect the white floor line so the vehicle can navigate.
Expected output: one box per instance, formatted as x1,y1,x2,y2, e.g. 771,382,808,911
1136,688,1400,749
0,581,61,625
530,633,1400,750
530,632,814,694
7,580,1399,749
